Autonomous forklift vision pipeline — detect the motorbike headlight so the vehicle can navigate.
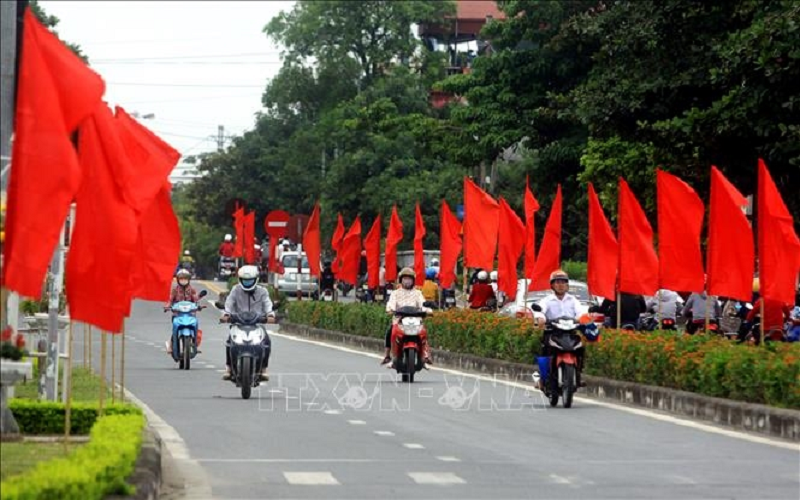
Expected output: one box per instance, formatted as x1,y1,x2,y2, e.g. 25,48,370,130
401,324,422,336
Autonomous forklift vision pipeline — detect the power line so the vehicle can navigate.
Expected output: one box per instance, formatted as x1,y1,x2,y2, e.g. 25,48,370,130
108,82,265,88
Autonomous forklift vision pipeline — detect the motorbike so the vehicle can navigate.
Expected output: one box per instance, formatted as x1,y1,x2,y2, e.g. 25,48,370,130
320,288,335,302
440,288,457,309
164,290,208,370
540,316,591,409
224,310,270,400
390,306,428,383
640,314,677,331
218,257,236,281
686,318,720,335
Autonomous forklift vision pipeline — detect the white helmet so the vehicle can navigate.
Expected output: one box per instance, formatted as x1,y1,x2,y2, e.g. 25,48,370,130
224,234,232,242
184,250,191,256
431,258,440,267
477,270,489,281
237,265,260,291
490,271,498,281
254,244,261,250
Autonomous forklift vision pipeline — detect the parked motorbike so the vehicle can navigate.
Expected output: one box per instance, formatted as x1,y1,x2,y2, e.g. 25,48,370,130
164,290,208,370
224,311,270,400
391,306,429,383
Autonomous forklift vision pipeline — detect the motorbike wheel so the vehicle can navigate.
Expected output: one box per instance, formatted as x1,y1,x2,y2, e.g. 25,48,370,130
548,369,559,407
562,364,576,408
404,349,416,383
182,337,191,370
240,357,252,400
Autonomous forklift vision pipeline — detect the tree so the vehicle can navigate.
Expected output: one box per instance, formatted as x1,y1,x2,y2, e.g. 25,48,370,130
29,0,88,62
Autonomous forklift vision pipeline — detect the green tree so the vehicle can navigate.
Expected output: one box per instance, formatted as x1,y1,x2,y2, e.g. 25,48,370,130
29,0,88,62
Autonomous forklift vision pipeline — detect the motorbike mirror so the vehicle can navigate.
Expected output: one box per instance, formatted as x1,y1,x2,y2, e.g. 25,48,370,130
531,304,543,312
198,290,208,298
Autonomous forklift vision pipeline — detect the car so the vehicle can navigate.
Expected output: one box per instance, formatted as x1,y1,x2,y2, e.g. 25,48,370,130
273,251,318,295
498,279,599,319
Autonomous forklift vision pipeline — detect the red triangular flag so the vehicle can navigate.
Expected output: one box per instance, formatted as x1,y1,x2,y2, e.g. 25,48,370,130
707,166,754,302
439,201,462,290
758,159,800,306
618,178,659,295
233,206,245,258
587,183,618,300
498,197,526,299
302,203,322,278
463,177,499,270
530,185,563,291
364,216,382,289
385,206,403,282
339,217,362,286
657,169,705,293
243,211,255,264
331,213,345,277
2,8,105,297
414,204,427,286
524,176,540,281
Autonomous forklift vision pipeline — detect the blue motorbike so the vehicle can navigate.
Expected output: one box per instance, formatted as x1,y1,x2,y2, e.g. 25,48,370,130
164,290,208,370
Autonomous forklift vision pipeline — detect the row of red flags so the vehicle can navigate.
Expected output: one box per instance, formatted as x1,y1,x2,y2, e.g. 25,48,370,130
303,163,798,308
1,10,183,332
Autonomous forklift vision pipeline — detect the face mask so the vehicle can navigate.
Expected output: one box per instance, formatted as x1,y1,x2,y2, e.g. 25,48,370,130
178,279,189,286
402,278,414,289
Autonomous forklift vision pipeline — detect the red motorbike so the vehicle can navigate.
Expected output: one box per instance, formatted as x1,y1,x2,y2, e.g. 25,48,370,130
390,306,429,383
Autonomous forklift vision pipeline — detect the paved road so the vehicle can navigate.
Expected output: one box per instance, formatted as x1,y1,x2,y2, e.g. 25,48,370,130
72,282,799,500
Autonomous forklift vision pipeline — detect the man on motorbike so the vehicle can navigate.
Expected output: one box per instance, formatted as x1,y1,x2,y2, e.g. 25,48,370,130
220,265,275,381
382,267,433,365
320,261,336,293
469,270,496,309
421,268,439,304
682,289,721,334
165,269,199,354
646,289,680,325
219,234,235,258
537,270,586,387
741,296,792,342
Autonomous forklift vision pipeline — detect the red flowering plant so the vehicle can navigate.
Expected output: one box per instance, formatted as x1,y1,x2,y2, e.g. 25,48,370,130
1,326,28,361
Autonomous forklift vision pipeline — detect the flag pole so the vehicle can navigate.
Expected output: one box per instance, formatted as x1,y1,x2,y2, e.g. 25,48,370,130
63,321,74,451
705,293,711,333
616,292,621,330
87,325,92,373
760,298,765,346
83,323,88,369
120,320,126,402
99,332,106,416
111,330,116,403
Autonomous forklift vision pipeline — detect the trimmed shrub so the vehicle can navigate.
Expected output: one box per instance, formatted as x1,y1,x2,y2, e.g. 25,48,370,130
9,400,142,435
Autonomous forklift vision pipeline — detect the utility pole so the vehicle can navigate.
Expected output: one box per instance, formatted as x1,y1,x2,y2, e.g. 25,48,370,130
217,125,225,152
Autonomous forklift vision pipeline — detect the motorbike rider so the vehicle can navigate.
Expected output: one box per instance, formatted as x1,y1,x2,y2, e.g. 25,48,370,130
741,296,792,342
381,267,433,365
219,234,235,258
253,244,263,264
421,268,439,304
220,265,275,381
682,286,722,334
537,269,586,387
598,291,647,329
164,269,199,354
320,261,336,293
468,270,496,309
646,288,680,324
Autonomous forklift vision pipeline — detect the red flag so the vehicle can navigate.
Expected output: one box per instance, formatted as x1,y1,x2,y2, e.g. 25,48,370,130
233,207,245,258
414,204,427,286
530,186,563,291
339,217,362,285
657,169,705,293
2,9,105,297
302,203,322,278
707,166,754,302
618,178,659,295
66,104,138,332
385,206,403,282
114,107,180,214
331,213,345,277
364,216,382,289
243,211,255,264
524,177,540,281
439,202,462,290
498,198,526,299
587,183,618,300
463,177,499,270
758,159,800,305
130,184,181,302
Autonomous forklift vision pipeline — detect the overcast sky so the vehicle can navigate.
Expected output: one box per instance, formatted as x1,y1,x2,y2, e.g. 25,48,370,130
40,0,295,157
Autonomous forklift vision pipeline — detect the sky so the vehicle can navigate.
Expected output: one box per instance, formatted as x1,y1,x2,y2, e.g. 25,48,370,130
40,0,295,157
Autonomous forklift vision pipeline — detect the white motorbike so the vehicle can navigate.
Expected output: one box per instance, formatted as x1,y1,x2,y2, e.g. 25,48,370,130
225,311,270,399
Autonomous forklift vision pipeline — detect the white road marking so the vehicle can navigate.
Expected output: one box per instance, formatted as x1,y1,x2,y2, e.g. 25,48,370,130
403,443,425,449
549,474,572,485
408,472,465,485
436,456,461,462
324,409,342,415
283,472,340,485
669,475,698,485
205,364,216,369
271,331,799,451
347,419,367,425
374,430,395,437
200,458,373,463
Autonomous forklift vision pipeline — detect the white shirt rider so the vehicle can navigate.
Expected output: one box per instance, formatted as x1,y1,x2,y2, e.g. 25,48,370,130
539,293,579,322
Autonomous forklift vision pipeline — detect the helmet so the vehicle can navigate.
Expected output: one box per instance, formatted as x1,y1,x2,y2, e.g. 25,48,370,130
254,244,261,250
398,267,416,281
237,265,260,291
425,268,436,280
752,277,760,293
490,271,498,281
184,250,190,256
176,269,191,283
431,258,440,267
224,234,232,242
477,270,488,281
549,269,569,284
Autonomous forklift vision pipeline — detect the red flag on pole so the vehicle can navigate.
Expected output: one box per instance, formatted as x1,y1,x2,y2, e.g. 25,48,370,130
2,8,105,297
758,159,800,306
385,206,403,282
339,217,362,286
618,178,659,295
530,185,563,291
243,211,255,264
331,213,345,277
524,177,540,281
302,203,322,278
498,198,526,299
707,166,754,302
233,207,245,258
364,216,381,289
657,169,705,293
439,201,462,290
587,183,618,300
414,204,427,286
463,177,499,271
67,104,138,332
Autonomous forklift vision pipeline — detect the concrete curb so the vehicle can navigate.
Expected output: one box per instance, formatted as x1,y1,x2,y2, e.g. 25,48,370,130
107,424,162,500
280,322,800,442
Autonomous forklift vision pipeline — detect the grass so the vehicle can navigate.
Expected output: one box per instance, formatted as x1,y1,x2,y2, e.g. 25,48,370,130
0,442,84,481
12,366,114,402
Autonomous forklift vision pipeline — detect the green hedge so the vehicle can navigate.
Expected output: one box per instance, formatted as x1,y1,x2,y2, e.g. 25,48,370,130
286,301,800,408
9,400,142,435
0,413,145,499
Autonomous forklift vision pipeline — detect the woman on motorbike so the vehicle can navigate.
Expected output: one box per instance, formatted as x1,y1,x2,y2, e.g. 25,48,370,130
382,267,432,365
165,269,199,354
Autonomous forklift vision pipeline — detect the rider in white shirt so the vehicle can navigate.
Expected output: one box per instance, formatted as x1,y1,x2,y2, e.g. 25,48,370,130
537,270,578,325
